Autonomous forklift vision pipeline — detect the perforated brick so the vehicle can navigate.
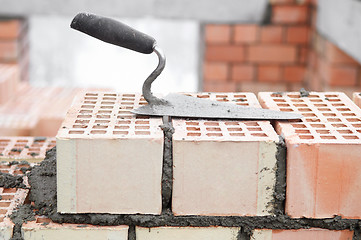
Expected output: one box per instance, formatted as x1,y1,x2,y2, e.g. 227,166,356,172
57,92,163,214
172,92,279,216
353,92,361,109
136,226,240,240
252,229,353,240
258,92,361,218
22,216,128,240
0,188,28,239
0,137,55,163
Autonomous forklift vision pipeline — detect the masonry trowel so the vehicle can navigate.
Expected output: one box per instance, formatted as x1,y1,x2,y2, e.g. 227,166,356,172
71,13,302,120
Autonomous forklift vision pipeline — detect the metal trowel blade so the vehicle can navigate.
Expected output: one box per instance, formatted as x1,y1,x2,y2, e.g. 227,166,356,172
132,93,302,120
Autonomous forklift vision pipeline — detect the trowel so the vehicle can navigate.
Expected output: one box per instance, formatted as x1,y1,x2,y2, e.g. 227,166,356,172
71,13,302,120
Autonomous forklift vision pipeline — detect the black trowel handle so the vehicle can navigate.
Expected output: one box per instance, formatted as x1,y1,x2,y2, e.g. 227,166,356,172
71,13,156,54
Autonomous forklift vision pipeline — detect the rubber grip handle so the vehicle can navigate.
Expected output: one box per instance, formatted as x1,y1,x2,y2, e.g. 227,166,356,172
71,13,156,54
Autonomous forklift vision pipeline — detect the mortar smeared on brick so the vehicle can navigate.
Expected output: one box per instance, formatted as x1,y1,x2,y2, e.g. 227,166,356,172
273,135,286,215
9,205,35,240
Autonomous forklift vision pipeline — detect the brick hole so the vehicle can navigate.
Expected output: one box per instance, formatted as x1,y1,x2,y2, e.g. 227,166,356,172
323,113,336,117
306,118,321,122
342,113,356,117
78,115,91,119
139,102,147,105
327,118,342,122
230,133,245,137
294,104,308,107
104,93,116,97
228,127,243,131
236,103,249,106
290,99,304,102
96,115,111,119
84,97,97,101
206,127,221,131
303,113,317,117
248,127,262,131
100,106,113,109
332,103,345,107
295,129,310,134
314,104,328,107
9,151,20,156
327,99,341,102
225,122,239,126
346,118,361,122
187,132,201,136
0,170,10,173
115,126,129,129
274,99,286,102
337,108,351,112
135,131,151,135
95,120,110,124
81,105,95,109
101,101,115,105
318,108,331,112
75,120,90,124
103,97,116,101
316,130,330,134
113,131,128,135
73,125,88,129
234,94,247,98
277,103,291,107
97,110,112,114
0,209,7,214
338,130,353,134
122,94,135,98
309,99,322,102
217,98,229,102
2,189,15,193
13,170,22,175
0,140,10,143
299,135,314,139
14,144,26,147
320,135,336,140
79,110,93,113
90,130,107,134
271,93,284,98
357,130,361,133
325,94,338,98
36,217,51,224
216,95,227,98
85,93,98,96
135,120,149,124
287,94,300,98
204,122,219,126
136,116,149,119
121,102,134,106
352,124,361,128
244,122,259,126
0,202,11,207
186,122,199,126
1,195,14,201
117,120,131,124
332,124,348,128
93,125,108,129
0,165,10,169
84,100,97,104
308,94,320,98
343,135,359,139
186,127,200,131
118,110,131,114
16,140,28,143
135,126,150,130
252,133,268,137
47,144,56,148
280,108,293,112
206,133,223,137
69,130,84,134
29,148,40,152
196,94,210,98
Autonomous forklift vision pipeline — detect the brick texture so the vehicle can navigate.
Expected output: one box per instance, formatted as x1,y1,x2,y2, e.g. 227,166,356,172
57,92,163,214
172,93,279,216
259,91,361,218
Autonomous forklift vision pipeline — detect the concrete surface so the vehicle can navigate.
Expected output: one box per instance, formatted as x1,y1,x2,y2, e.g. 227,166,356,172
317,0,361,64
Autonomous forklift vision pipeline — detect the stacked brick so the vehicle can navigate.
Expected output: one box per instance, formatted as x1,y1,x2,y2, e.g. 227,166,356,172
0,18,29,82
203,0,312,93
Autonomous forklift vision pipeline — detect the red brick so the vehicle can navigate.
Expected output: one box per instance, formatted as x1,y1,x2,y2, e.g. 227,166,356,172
353,92,361,109
286,26,310,44
0,19,23,40
325,41,360,65
325,65,358,87
205,45,245,62
272,5,309,24
240,82,287,93
0,40,21,62
284,66,306,82
233,25,259,44
299,46,308,63
205,24,231,44
252,229,353,240
258,65,282,83
203,62,229,82
260,26,284,44
203,81,238,92
259,92,361,218
248,45,297,63
231,64,254,82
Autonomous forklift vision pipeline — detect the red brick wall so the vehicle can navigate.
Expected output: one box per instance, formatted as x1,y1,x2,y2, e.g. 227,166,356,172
0,18,29,82
202,0,361,96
